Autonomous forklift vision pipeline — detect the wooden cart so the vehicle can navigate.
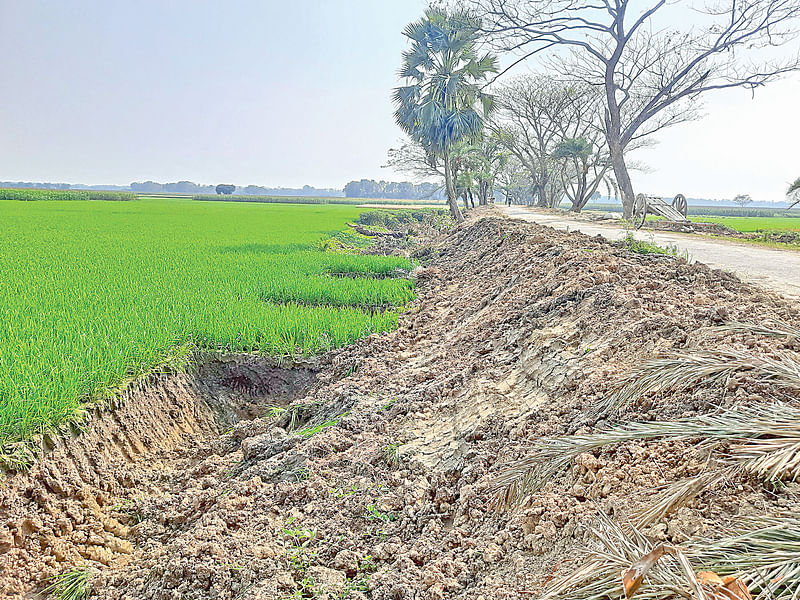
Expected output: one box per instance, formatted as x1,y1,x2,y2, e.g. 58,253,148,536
631,193,688,229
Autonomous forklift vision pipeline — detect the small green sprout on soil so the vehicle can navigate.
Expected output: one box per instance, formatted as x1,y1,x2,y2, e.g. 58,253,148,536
293,467,310,482
621,232,687,258
282,518,318,573
42,568,90,600
295,412,349,438
364,503,398,523
329,484,360,498
383,442,401,466
378,398,397,412
266,405,286,418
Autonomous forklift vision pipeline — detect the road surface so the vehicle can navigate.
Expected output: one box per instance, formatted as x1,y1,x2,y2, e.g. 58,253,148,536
500,205,800,301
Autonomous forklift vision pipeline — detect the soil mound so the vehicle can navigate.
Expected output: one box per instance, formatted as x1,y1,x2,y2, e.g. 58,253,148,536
2,211,798,600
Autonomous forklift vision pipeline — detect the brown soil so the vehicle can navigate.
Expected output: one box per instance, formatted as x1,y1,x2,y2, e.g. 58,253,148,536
646,220,743,236
2,210,799,600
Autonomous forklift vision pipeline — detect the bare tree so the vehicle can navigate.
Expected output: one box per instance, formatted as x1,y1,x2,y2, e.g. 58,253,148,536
491,75,615,210
496,155,536,204
733,193,753,207
491,76,573,207
549,81,614,211
789,177,800,208
385,142,445,182
467,0,800,217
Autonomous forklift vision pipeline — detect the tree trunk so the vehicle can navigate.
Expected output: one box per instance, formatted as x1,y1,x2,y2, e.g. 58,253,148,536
571,159,588,212
605,57,635,218
536,183,547,207
609,138,635,218
443,152,464,223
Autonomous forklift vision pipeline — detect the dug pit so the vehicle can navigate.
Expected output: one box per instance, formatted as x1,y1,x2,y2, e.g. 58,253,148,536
0,355,317,597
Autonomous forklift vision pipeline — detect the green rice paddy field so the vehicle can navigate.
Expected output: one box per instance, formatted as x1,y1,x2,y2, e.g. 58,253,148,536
0,198,414,454
698,216,800,233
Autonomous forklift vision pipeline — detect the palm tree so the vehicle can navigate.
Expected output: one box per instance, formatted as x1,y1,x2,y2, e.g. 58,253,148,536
393,8,497,223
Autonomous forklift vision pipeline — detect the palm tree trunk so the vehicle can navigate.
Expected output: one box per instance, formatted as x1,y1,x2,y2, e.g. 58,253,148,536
443,151,464,223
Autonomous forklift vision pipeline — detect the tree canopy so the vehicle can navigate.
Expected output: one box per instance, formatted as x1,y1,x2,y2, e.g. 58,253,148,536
394,8,498,221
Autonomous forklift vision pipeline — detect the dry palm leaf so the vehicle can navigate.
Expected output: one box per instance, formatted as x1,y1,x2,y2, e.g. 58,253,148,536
622,545,670,598
603,350,800,414
716,321,800,343
633,468,735,528
542,514,799,600
493,403,800,508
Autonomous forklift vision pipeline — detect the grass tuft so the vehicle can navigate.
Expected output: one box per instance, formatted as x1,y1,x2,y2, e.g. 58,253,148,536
621,232,688,259
41,568,90,600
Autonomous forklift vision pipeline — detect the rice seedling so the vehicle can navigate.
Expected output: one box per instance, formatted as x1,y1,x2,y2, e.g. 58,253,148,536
540,513,800,600
41,567,90,600
0,199,414,462
493,403,800,508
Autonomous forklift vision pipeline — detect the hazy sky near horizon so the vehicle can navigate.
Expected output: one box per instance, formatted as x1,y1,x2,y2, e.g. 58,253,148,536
1,0,799,202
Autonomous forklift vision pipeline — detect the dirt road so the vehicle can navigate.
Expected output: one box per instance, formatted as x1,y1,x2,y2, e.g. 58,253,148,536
501,205,800,300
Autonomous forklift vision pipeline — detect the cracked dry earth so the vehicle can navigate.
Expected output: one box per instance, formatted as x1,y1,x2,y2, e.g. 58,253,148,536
2,211,800,600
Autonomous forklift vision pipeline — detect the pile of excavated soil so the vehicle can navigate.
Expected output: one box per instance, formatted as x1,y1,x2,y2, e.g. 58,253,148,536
2,210,799,600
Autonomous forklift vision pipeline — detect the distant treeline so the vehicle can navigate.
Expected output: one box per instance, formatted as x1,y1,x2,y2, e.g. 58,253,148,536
131,181,344,197
192,195,441,206
0,188,135,202
0,181,131,191
0,180,344,197
343,180,445,200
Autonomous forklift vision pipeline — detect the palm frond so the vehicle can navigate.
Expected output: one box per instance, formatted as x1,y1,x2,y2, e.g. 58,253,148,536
540,514,700,600
716,320,800,342
732,436,800,482
698,515,800,600
493,403,800,508
542,513,800,600
633,467,736,528
604,350,800,413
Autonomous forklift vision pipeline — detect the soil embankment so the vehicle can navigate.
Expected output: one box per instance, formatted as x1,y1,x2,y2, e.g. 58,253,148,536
2,212,799,599
502,204,800,299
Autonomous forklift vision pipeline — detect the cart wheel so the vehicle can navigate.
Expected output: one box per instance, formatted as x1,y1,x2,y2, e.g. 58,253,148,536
632,194,647,229
672,193,688,218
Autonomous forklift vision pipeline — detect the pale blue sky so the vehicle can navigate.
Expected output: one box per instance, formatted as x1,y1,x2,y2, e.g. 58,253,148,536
0,0,426,188
1,0,798,201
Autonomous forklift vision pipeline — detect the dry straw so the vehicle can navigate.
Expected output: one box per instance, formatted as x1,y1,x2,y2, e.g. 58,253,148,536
541,514,800,600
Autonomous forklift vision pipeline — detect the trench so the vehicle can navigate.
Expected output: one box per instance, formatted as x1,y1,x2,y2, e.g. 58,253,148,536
0,354,318,598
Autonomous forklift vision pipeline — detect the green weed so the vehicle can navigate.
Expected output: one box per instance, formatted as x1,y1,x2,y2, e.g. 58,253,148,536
41,568,90,600
364,503,398,523
621,232,687,259
295,412,349,438
383,443,401,466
